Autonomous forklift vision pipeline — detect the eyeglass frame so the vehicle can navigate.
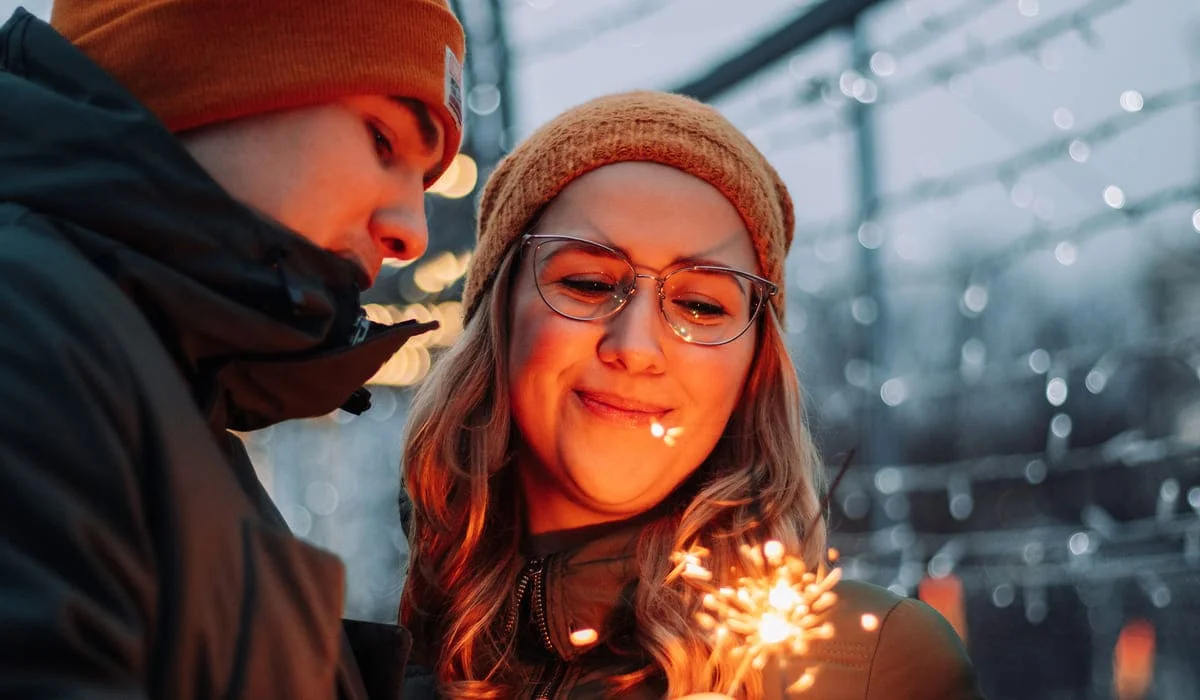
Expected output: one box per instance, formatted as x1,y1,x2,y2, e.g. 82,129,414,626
519,233,779,346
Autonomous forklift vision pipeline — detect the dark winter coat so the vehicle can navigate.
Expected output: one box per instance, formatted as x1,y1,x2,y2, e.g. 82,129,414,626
405,518,986,699
0,9,430,699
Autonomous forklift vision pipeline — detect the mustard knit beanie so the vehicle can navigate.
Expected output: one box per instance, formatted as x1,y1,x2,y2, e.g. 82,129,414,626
52,0,466,182
462,90,794,322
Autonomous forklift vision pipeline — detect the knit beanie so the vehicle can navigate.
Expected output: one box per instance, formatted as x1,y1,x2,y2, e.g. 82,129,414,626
51,0,466,182
462,90,794,322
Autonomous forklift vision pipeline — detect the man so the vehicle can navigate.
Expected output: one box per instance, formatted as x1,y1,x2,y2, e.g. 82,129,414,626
0,1,464,698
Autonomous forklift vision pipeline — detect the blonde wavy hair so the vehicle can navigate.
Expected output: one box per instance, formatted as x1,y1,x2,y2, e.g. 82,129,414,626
401,238,828,699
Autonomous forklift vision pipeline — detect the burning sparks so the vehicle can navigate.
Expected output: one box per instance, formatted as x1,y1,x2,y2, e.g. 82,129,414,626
651,420,685,446
669,540,843,695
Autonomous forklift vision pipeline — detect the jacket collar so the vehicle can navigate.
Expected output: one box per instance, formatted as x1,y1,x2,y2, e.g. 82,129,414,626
520,515,658,663
0,9,431,429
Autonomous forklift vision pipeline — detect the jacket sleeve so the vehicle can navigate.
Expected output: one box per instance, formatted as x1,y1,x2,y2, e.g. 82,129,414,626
866,597,985,700
0,231,154,697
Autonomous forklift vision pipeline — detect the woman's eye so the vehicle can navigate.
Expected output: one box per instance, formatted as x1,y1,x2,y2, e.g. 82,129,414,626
560,278,618,297
672,298,729,321
367,120,395,166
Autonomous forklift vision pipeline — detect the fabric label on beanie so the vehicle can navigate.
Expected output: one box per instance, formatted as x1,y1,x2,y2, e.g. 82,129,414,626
444,46,464,129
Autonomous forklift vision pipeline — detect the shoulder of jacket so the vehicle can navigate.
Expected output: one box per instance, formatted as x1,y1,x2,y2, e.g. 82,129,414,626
800,578,983,699
1,206,140,330
824,579,966,657
1,205,110,301
0,205,159,395
839,581,983,699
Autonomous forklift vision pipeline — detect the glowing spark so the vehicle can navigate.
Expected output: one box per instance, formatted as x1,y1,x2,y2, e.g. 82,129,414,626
569,628,598,646
669,540,844,695
666,545,713,581
650,421,685,447
790,671,816,692
861,613,879,631
759,613,791,644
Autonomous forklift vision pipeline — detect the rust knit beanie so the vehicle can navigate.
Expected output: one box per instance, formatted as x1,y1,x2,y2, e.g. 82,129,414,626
51,0,467,182
462,90,794,322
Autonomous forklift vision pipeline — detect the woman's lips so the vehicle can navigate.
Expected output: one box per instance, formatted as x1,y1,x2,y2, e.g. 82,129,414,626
574,390,671,428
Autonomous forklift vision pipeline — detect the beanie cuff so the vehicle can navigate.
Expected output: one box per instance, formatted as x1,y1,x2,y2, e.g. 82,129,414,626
55,1,466,182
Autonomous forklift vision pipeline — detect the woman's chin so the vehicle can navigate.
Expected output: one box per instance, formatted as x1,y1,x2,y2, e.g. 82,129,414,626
563,465,680,516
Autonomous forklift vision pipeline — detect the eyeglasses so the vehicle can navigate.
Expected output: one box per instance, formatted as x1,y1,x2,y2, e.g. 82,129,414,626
521,234,777,346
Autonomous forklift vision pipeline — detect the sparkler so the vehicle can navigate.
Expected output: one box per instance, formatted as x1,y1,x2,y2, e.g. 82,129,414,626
670,540,842,698
667,449,861,698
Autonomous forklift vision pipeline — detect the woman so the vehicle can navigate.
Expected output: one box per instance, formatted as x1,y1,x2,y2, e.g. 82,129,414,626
400,91,983,699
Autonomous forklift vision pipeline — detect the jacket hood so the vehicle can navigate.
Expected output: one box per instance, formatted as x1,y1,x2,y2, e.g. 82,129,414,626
0,9,433,429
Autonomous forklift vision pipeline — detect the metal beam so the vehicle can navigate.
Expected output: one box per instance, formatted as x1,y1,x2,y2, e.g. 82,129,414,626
672,0,888,102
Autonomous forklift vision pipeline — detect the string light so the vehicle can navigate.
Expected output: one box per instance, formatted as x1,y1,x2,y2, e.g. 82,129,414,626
1052,106,1075,130
733,0,1008,128
759,0,1134,152
515,0,678,62
1119,89,1145,112
813,323,1200,412
869,51,897,77
799,182,1200,305
831,437,1199,496
364,300,466,386
427,154,479,199
1069,139,1091,162
1103,185,1127,209
791,80,1199,254
411,251,472,294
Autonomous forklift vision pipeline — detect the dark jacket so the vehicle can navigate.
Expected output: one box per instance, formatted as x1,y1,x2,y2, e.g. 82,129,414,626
406,518,985,699
0,9,429,699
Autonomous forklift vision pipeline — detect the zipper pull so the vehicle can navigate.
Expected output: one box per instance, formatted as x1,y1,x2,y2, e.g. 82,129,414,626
349,309,371,345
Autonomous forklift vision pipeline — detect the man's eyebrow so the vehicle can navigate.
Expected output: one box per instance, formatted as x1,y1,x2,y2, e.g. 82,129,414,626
390,96,443,158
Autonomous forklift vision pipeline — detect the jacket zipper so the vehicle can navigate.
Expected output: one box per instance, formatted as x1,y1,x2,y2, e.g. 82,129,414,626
530,558,565,699
534,661,566,700
503,557,557,656
506,557,566,699
530,559,556,655
502,557,539,640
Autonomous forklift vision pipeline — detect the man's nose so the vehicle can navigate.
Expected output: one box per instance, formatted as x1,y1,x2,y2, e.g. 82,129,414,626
371,181,430,263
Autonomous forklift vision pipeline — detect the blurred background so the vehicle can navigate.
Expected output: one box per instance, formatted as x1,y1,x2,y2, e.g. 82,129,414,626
8,0,1199,697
